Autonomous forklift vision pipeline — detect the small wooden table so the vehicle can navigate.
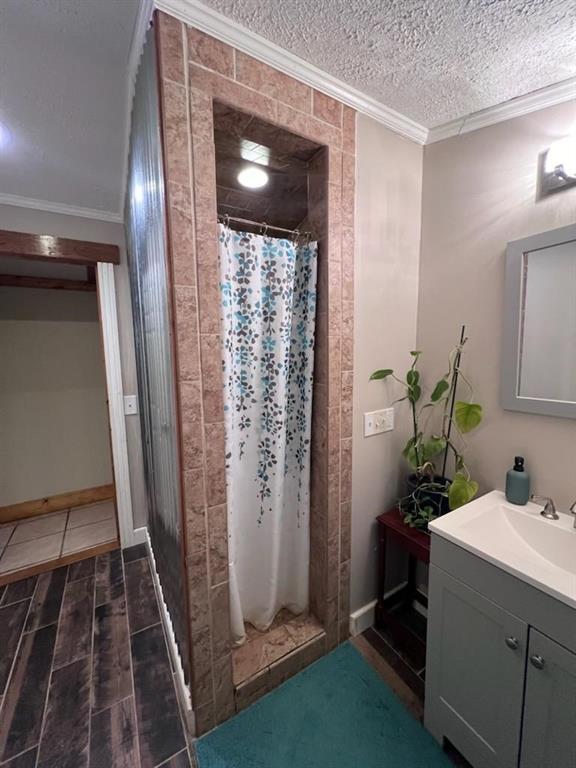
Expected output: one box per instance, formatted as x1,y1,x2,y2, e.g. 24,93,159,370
374,508,431,697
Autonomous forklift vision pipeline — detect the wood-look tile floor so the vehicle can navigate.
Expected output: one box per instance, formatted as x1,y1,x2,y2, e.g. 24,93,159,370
0,544,194,768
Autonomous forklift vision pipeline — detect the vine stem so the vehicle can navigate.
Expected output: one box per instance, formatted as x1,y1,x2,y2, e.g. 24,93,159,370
441,324,466,479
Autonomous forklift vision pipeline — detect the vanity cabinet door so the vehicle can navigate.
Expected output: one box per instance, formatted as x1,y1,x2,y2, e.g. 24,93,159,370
520,629,576,768
425,566,528,768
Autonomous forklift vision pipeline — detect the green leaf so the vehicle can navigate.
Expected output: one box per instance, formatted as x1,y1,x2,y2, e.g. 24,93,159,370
407,383,422,403
448,472,479,510
454,401,483,433
410,350,422,358
406,369,420,386
420,436,447,463
431,378,450,402
370,368,394,381
402,436,419,468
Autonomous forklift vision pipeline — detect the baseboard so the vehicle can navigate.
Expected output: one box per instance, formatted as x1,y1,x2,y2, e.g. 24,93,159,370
0,483,115,523
144,530,192,714
349,600,378,636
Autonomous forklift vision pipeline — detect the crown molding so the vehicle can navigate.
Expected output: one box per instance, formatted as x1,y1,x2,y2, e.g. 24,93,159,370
0,192,123,224
427,76,576,144
155,0,429,145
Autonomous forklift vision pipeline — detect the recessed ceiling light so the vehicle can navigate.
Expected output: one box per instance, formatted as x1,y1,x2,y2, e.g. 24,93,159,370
238,166,269,189
0,121,12,149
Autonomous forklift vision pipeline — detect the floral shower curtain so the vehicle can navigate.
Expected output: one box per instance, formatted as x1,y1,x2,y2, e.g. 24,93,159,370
218,224,318,644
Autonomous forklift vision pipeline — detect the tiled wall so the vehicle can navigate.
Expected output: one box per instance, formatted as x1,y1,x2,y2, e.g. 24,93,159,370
155,10,355,735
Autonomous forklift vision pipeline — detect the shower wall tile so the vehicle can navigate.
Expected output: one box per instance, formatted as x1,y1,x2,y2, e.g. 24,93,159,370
157,11,185,84
342,105,356,154
162,80,190,188
313,90,343,128
235,52,312,113
189,64,278,124
204,423,226,507
187,27,234,78
173,286,200,381
200,335,224,423
168,183,196,286
207,505,228,587
210,582,231,662
341,227,354,302
184,469,206,552
156,9,355,735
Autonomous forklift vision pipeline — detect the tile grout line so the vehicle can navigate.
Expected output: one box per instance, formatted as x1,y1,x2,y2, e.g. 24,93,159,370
85,557,97,768
120,550,143,768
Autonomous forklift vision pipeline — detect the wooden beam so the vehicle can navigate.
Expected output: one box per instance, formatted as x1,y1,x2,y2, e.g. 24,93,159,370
0,274,97,292
0,484,115,524
0,229,120,265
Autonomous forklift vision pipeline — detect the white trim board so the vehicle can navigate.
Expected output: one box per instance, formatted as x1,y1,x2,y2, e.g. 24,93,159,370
156,0,576,146
0,192,122,224
349,600,378,637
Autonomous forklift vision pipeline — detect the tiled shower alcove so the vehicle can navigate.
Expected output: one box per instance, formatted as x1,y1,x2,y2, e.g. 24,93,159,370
155,10,356,734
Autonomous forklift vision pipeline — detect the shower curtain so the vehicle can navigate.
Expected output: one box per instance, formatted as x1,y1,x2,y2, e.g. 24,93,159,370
218,224,318,644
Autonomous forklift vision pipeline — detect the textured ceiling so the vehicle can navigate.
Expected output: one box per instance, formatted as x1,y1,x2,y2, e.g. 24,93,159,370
0,0,140,215
203,0,576,128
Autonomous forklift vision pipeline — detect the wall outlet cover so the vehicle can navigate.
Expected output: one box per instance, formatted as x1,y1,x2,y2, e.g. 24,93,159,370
124,394,139,415
364,407,394,437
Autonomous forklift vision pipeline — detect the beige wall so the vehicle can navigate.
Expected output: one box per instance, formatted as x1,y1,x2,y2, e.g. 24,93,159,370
418,101,576,512
0,204,148,527
0,287,112,504
351,114,423,612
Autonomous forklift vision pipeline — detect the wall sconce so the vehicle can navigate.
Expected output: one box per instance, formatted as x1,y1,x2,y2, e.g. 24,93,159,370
541,135,576,196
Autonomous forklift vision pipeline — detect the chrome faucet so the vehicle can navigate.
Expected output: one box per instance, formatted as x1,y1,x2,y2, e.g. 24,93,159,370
570,500,576,529
530,494,560,520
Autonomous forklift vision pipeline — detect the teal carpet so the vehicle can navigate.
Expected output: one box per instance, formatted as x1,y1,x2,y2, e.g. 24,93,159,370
196,642,452,768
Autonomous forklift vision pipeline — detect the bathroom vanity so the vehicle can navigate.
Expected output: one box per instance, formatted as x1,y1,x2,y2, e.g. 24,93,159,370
424,491,576,768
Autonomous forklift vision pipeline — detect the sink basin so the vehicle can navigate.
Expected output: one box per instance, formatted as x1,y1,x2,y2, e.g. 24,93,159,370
429,490,576,609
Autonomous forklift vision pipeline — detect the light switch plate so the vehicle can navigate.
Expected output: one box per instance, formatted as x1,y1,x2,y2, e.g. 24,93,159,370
364,407,394,437
124,395,139,415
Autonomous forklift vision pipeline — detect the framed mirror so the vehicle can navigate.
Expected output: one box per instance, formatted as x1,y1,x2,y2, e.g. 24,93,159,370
501,223,576,419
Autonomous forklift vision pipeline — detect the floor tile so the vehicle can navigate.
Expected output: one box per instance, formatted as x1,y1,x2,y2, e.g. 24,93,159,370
68,501,115,530
68,557,96,582
92,596,132,712
53,576,94,669
10,513,67,545
0,600,31,694
160,749,191,767
24,567,67,633
37,656,91,768
131,624,186,768
90,697,140,768
62,518,117,555
0,624,57,762
95,549,124,607
0,533,63,574
1,577,37,606
122,543,147,563
124,557,161,634
0,524,15,553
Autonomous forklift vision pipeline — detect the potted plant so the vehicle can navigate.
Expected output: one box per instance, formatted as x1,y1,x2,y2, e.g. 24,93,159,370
370,327,483,530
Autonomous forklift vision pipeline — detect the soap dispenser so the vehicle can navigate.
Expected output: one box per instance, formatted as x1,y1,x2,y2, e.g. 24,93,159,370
505,456,530,505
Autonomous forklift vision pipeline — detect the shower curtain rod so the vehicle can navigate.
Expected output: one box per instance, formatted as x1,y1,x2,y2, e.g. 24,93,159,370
218,214,311,238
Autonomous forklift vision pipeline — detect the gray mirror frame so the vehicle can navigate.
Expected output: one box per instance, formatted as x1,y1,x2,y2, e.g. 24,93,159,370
501,222,576,419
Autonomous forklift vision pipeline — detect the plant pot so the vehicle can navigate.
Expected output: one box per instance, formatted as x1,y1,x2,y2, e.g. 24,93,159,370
400,474,451,531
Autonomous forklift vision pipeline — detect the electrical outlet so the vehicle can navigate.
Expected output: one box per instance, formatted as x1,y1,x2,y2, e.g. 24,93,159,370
124,395,139,415
364,407,394,437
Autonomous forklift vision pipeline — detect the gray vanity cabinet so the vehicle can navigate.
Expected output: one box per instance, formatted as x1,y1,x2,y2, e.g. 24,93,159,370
425,536,576,768
520,630,576,768
426,566,528,768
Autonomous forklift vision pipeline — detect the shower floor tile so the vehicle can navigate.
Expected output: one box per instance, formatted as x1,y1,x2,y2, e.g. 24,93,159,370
232,611,324,686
